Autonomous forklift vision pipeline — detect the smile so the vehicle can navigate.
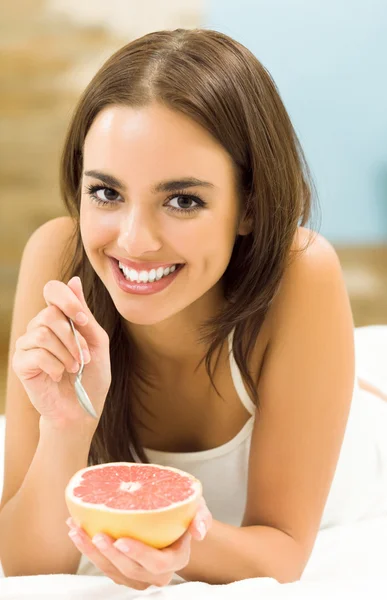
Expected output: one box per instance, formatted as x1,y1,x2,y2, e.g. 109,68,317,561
118,261,179,283
109,258,184,296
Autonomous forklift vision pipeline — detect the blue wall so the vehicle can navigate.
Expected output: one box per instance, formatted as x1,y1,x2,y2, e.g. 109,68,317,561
205,0,387,244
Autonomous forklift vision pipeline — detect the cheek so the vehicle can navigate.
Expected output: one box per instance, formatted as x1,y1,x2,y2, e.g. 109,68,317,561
170,207,236,244
172,216,236,274
80,203,117,247
203,210,238,250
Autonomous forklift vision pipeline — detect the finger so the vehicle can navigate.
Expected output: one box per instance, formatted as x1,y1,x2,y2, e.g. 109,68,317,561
13,346,72,383
67,527,132,585
43,277,107,351
92,534,169,584
43,279,90,328
16,324,86,377
68,524,175,588
26,305,91,366
189,500,213,540
113,530,191,575
74,527,161,590
66,277,107,347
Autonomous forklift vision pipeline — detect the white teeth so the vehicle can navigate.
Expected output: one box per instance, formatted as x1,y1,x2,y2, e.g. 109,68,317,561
156,267,164,280
138,270,148,283
118,261,180,283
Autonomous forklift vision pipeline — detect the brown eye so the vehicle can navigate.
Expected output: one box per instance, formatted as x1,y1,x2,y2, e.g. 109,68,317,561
166,194,204,214
96,188,120,201
85,184,123,206
174,196,196,209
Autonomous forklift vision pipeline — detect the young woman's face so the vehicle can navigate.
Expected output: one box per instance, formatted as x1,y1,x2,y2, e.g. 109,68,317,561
80,103,246,325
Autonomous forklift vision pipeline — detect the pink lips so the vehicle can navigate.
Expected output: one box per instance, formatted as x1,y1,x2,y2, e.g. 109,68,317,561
108,254,180,271
109,257,184,296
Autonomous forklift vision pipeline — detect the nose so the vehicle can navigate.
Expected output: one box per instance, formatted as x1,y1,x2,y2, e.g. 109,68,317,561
117,205,162,256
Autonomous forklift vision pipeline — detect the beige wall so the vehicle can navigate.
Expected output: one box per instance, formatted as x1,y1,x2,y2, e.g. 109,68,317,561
0,0,203,348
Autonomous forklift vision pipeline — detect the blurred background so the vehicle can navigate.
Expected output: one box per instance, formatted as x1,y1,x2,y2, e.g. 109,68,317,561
1,0,386,413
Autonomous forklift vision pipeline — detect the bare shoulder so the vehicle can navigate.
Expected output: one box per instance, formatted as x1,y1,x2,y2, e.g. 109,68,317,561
266,227,346,332
0,215,77,510
29,214,75,241
249,228,343,385
27,215,77,277
261,226,354,384
12,214,78,338
291,226,341,268
286,226,342,285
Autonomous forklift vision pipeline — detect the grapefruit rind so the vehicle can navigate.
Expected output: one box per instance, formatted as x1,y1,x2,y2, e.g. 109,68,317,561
65,462,202,549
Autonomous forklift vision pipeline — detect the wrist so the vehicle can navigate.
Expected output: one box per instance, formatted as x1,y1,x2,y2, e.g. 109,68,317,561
36,417,94,482
39,416,96,445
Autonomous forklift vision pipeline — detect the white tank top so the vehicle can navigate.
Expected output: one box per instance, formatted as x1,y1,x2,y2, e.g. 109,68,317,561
140,326,387,529
142,327,254,527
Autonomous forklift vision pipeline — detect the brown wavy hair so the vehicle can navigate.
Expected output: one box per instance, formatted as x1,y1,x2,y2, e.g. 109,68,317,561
58,28,320,465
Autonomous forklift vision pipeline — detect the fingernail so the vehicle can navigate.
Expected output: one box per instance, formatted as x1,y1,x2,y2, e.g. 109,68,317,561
114,540,131,553
75,312,88,326
68,530,82,544
71,361,80,373
92,534,109,550
197,521,207,540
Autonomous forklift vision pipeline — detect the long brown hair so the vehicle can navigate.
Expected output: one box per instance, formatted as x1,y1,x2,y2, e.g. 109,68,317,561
59,28,320,465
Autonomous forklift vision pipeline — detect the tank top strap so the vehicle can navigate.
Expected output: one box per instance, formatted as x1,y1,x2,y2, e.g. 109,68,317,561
227,327,256,416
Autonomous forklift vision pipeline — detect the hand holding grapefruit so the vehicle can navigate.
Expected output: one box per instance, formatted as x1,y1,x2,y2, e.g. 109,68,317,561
65,462,203,549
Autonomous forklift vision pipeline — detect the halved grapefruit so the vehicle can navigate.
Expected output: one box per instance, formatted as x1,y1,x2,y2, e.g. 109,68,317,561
65,462,202,548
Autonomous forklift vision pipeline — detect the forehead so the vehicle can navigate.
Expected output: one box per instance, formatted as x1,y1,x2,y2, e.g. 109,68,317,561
83,103,235,185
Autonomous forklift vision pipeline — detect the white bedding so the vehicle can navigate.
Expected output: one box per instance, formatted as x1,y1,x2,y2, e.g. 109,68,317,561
1,516,387,598
1,410,387,597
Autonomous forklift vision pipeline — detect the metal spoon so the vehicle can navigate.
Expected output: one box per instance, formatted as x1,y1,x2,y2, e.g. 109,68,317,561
68,318,98,419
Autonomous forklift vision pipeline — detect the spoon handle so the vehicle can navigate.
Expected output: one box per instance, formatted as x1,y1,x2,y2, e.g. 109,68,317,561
68,318,98,419
69,318,84,378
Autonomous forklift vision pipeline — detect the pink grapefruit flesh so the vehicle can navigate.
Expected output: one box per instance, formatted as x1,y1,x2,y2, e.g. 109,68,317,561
65,462,202,548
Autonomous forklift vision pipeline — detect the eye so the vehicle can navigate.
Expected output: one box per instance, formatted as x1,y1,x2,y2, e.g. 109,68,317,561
165,193,205,215
85,184,122,206
85,184,207,214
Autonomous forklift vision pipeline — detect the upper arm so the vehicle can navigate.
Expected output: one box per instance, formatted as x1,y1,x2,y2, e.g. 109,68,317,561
0,216,76,510
243,231,355,564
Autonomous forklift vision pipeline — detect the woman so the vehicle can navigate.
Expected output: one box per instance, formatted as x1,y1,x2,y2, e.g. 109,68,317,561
1,28,386,589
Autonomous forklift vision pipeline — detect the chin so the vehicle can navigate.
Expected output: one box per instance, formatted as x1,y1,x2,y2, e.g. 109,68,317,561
114,301,181,327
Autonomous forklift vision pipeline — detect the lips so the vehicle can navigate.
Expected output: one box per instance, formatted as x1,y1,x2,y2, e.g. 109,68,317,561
108,255,182,271
109,256,184,296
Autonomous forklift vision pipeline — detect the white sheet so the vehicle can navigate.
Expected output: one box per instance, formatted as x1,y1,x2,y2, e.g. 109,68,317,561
1,516,387,598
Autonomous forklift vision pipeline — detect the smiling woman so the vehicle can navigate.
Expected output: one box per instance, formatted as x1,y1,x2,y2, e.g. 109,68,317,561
78,102,243,326
1,27,387,589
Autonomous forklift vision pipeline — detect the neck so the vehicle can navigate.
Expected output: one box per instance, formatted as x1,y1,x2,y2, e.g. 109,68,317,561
123,285,227,377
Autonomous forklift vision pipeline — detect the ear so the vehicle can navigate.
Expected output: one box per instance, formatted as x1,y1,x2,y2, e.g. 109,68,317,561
237,215,253,236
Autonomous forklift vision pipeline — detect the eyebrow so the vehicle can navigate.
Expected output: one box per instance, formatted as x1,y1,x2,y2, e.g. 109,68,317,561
83,170,215,193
